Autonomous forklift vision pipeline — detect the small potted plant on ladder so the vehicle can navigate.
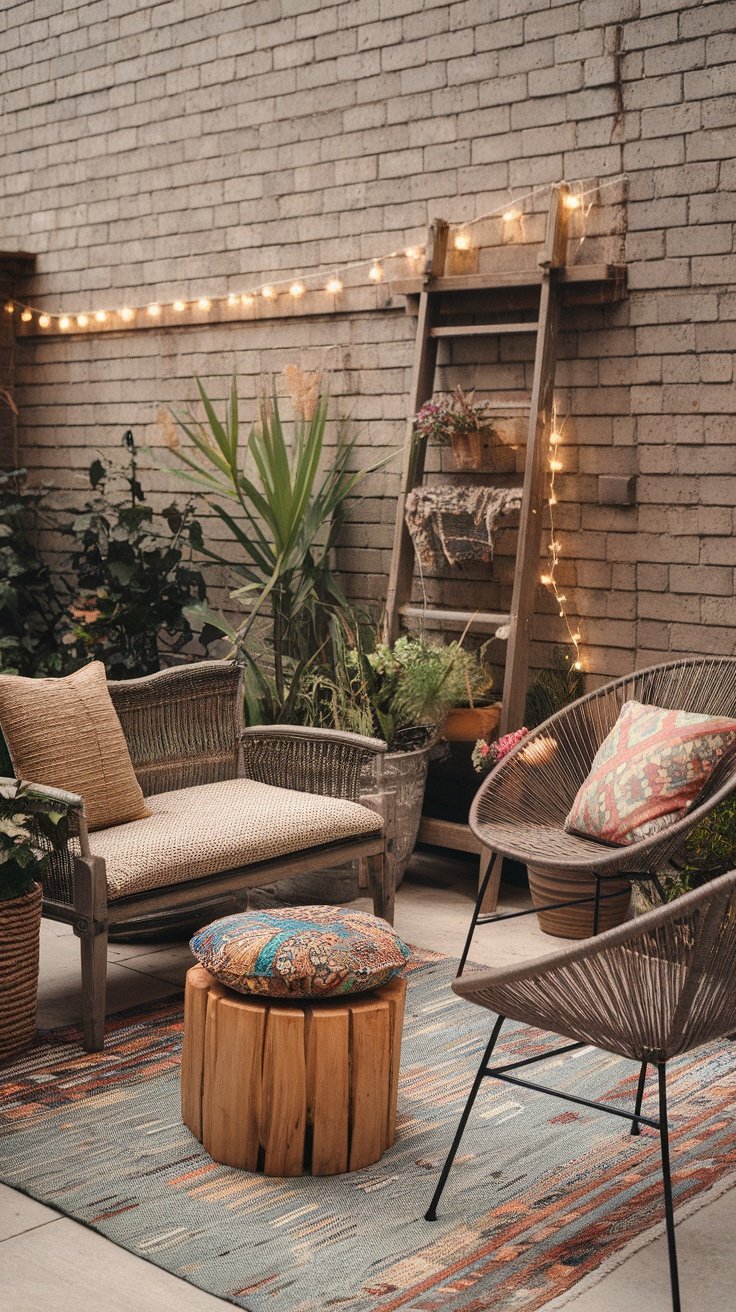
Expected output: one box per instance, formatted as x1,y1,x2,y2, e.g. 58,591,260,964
412,386,497,471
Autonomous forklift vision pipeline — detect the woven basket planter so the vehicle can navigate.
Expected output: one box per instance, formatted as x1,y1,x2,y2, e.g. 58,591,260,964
450,429,484,470
0,882,42,1063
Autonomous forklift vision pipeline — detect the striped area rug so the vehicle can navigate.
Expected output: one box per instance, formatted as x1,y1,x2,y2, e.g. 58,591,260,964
1,953,736,1312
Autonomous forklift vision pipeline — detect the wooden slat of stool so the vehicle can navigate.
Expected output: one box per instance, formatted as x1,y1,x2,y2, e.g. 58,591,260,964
180,963,212,1140
349,997,391,1171
203,991,266,1171
262,1006,307,1177
306,1005,350,1176
383,976,407,1146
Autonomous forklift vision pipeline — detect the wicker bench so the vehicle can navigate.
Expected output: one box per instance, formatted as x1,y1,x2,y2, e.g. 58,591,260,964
22,661,396,1052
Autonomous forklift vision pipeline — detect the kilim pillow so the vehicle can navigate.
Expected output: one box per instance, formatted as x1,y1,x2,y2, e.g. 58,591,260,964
0,661,150,832
190,906,410,999
565,700,736,846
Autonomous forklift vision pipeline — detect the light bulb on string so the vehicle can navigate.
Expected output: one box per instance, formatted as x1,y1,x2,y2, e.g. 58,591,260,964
197,297,211,311
404,247,420,261
76,313,89,328
20,310,32,323
147,303,161,318
453,231,470,251
226,294,238,307
563,193,581,210
39,314,50,328
325,275,343,295
368,261,383,282
241,293,254,307
4,303,14,314
59,316,70,331
120,307,134,321
173,300,186,312
261,285,275,300
550,457,563,471
289,280,305,299
94,310,107,323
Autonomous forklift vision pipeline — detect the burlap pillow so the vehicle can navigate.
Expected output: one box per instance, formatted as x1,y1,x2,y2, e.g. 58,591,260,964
0,661,150,831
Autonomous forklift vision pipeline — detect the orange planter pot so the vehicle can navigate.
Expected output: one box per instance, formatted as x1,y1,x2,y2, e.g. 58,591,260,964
443,704,501,743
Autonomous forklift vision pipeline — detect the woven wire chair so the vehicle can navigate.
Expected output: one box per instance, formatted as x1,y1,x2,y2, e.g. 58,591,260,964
426,867,736,1312
459,656,736,971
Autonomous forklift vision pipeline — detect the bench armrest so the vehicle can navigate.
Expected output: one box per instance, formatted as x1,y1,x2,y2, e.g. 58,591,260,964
239,726,387,801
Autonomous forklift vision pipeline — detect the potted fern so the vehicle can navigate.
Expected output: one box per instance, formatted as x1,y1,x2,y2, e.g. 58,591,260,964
0,780,67,1062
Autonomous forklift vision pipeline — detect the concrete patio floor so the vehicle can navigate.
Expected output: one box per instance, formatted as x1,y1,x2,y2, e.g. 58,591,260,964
1,862,734,1311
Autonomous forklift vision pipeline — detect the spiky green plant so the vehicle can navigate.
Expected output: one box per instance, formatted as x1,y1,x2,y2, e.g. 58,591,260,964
168,373,394,722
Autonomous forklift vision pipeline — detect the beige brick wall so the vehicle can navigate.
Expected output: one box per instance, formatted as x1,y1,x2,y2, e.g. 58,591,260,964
2,0,735,679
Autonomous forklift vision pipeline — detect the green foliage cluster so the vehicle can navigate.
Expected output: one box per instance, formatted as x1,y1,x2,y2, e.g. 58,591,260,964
524,648,586,728
0,780,69,902
65,431,207,678
0,470,64,677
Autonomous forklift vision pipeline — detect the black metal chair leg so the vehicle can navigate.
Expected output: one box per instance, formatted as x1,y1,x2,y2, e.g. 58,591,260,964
456,858,494,979
630,1059,648,1136
592,874,602,935
425,1014,505,1221
658,1063,682,1312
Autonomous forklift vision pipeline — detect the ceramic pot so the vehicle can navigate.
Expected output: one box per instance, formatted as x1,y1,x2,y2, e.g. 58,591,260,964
0,882,43,1062
527,864,631,939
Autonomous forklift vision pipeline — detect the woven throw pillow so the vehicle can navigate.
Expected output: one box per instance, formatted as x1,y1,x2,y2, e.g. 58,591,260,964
0,661,149,831
565,699,736,846
190,906,410,999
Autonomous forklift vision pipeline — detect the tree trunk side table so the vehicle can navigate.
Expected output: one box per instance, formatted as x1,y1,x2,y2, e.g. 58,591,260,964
180,964,407,1177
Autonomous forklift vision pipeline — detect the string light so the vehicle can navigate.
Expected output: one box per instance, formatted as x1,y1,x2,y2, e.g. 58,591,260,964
76,313,89,327
20,310,32,323
59,316,70,330
11,177,618,335
539,405,585,673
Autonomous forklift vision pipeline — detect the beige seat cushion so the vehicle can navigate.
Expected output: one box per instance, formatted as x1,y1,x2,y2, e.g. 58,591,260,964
0,661,149,832
90,777,384,900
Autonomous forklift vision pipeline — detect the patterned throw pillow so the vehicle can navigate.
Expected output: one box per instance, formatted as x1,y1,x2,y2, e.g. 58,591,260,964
190,906,410,999
565,700,736,846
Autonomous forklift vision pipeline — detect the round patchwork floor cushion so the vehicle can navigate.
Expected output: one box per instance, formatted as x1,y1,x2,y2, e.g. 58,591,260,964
189,906,410,999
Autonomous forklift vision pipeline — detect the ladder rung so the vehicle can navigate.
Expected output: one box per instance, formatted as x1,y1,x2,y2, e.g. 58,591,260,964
431,322,539,338
399,606,511,633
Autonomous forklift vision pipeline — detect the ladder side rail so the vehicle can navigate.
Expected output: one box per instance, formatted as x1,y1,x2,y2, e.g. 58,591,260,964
385,220,448,642
498,184,570,738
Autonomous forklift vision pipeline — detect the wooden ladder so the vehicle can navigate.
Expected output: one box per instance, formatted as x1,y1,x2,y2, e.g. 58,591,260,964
385,184,621,910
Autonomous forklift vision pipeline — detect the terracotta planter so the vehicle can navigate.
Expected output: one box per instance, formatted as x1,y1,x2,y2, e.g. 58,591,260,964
527,864,631,940
443,703,501,744
0,882,43,1063
450,429,484,470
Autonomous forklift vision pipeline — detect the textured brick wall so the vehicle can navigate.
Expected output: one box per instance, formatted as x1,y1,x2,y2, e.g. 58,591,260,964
2,0,735,679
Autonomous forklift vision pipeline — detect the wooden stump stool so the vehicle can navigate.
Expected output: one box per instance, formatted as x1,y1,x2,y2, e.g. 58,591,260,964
181,964,407,1176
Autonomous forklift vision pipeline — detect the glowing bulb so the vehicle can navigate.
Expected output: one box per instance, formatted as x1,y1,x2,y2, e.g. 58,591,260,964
503,208,520,222
4,303,14,314
549,494,557,506
76,313,89,327
241,293,254,306
573,660,583,671
540,574,552,586
325,276,343,294
147,303,161,317
564,193,581,210
550,458,563,471
94,310,107,323
404,247,420,260
197,297,211,311
261,285,275,299
550,540,562,553
453,231,470,251
227,294,238,307
557,595,567,603
59,315,71,330
289,280,305,298
20,310,32,323
550,431,561,446
368,261,383,282
572,632,581,643
39,314,50,328
120,306,134,321
173,300,186,312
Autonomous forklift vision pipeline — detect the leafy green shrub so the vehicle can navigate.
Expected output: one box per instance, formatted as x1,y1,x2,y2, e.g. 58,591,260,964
62,431,208,678
0,780,69,902
0,469,64,677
